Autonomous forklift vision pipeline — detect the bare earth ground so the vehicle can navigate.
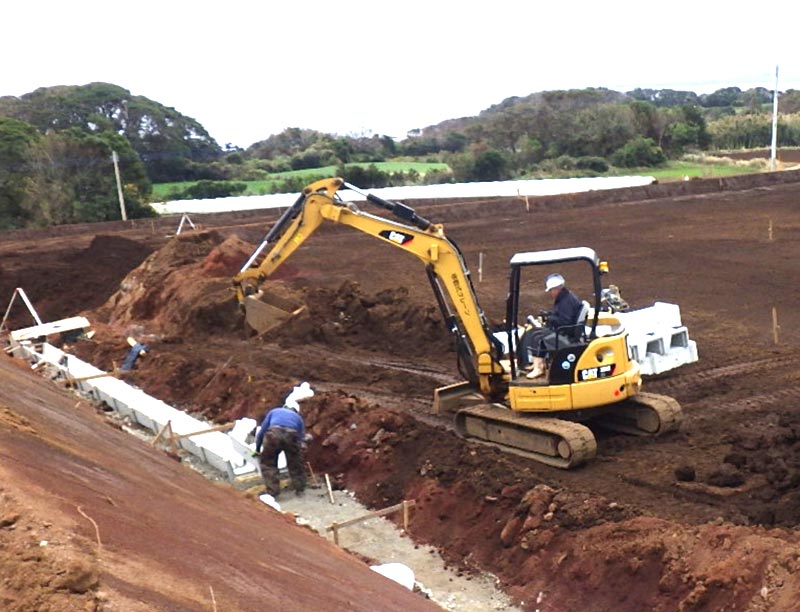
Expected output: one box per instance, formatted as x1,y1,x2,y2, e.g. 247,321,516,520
2,166,800,611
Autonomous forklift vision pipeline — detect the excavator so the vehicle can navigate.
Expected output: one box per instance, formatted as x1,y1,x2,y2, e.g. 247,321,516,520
233,177,682,468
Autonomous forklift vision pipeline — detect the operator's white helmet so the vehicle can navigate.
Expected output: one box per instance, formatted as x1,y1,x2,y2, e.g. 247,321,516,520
544,273,565,292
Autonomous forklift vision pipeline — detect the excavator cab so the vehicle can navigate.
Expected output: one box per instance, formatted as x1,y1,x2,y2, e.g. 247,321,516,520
503,247,607,381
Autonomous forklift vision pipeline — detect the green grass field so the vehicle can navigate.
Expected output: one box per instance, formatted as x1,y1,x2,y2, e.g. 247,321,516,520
152,161,448,199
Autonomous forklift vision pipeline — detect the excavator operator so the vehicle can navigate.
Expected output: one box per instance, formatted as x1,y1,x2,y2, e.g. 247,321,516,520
518,273,584,379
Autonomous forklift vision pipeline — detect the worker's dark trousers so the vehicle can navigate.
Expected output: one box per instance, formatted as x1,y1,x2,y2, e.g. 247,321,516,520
259,428,306,495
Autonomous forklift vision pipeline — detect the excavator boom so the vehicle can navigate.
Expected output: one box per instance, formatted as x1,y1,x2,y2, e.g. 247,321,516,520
233,177,507,396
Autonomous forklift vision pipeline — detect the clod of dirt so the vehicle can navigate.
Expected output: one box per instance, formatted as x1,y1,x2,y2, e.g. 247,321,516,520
674,465,696,482
706,463,746,488
52,558,99,593
267,280,453,358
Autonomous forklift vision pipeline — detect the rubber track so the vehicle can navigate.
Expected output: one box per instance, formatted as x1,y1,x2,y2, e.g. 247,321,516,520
455,404,597,469
593,392,683,437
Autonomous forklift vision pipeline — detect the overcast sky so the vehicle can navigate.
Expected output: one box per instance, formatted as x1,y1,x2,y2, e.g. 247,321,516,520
4,1,796,148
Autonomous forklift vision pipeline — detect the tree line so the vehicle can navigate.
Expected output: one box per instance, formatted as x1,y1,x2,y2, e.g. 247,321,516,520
1,82,799,229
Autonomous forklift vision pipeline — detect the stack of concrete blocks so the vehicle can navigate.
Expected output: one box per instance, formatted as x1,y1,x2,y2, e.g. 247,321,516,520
9,331,261,481
615,302,698,376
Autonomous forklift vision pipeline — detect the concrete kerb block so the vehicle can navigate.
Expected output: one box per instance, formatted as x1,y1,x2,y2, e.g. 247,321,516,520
617,302,698,375
10,336,251,479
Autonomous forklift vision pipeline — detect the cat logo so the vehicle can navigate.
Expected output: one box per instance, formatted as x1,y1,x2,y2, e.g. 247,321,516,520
579,364,614,381
379,230,413,246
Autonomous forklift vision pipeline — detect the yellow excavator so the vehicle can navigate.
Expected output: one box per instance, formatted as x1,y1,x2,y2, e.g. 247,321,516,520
233,177,681,468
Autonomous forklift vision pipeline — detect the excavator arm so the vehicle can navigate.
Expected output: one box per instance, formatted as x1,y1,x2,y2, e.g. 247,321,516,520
233,178,507,397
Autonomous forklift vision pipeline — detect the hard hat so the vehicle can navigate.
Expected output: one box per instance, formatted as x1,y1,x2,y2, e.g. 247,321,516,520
284,381,315,413
544,273,565,292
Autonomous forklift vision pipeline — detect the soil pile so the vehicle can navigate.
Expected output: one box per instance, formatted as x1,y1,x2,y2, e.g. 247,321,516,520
93,230,251,340
0,234,153,327
267,280,453,359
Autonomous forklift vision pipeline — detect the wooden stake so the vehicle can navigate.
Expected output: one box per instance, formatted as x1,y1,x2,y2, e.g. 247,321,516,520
167,421,178,454
768,219,774,241
166,422,234,441
518,189,530,212
153,421,179,454
325,500,415,546
324,473,335,504
772,307,780,344
67,371,117,384
152,420,172,446
306,461,319,487
209,586,218,612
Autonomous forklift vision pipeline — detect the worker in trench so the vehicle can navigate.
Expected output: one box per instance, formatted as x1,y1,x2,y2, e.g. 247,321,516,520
255,382,314,498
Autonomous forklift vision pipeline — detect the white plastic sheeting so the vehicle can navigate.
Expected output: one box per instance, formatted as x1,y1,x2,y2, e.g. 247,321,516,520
150,176,656,216
370,562,416,590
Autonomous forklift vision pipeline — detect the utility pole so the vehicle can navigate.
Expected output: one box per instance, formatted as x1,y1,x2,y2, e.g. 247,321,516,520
770,65,779,171
112,150,128,221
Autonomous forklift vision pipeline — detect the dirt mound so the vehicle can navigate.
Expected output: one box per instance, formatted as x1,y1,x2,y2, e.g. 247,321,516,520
0,234,153,327
87,231,453,361
267,280,453,358
93,230,251,339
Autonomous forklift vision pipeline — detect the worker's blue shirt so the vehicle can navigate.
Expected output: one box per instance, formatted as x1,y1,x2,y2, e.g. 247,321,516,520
255,407,305,451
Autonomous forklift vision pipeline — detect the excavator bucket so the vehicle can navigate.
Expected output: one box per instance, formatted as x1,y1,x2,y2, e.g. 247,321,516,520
243,290,306,335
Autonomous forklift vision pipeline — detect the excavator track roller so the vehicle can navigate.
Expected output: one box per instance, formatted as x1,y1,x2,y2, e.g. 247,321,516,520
454,404,597,469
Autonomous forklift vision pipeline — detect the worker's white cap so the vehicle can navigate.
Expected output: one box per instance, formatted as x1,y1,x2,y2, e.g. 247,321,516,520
284,381,314,413
544,273,565,292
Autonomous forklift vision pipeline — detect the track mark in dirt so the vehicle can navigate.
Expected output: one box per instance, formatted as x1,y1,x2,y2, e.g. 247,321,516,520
646,355,791,393
716,385,800,413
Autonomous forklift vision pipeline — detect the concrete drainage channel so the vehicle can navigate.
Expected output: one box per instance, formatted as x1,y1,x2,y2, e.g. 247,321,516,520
6,318,522,612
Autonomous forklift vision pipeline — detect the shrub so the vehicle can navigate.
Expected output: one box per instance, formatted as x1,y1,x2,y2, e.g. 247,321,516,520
575,156,609,173
181,180,247,199
611,137,666,167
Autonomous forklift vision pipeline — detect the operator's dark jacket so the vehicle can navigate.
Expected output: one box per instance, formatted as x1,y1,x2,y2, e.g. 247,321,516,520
547,288,583,333
519,287,584,366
